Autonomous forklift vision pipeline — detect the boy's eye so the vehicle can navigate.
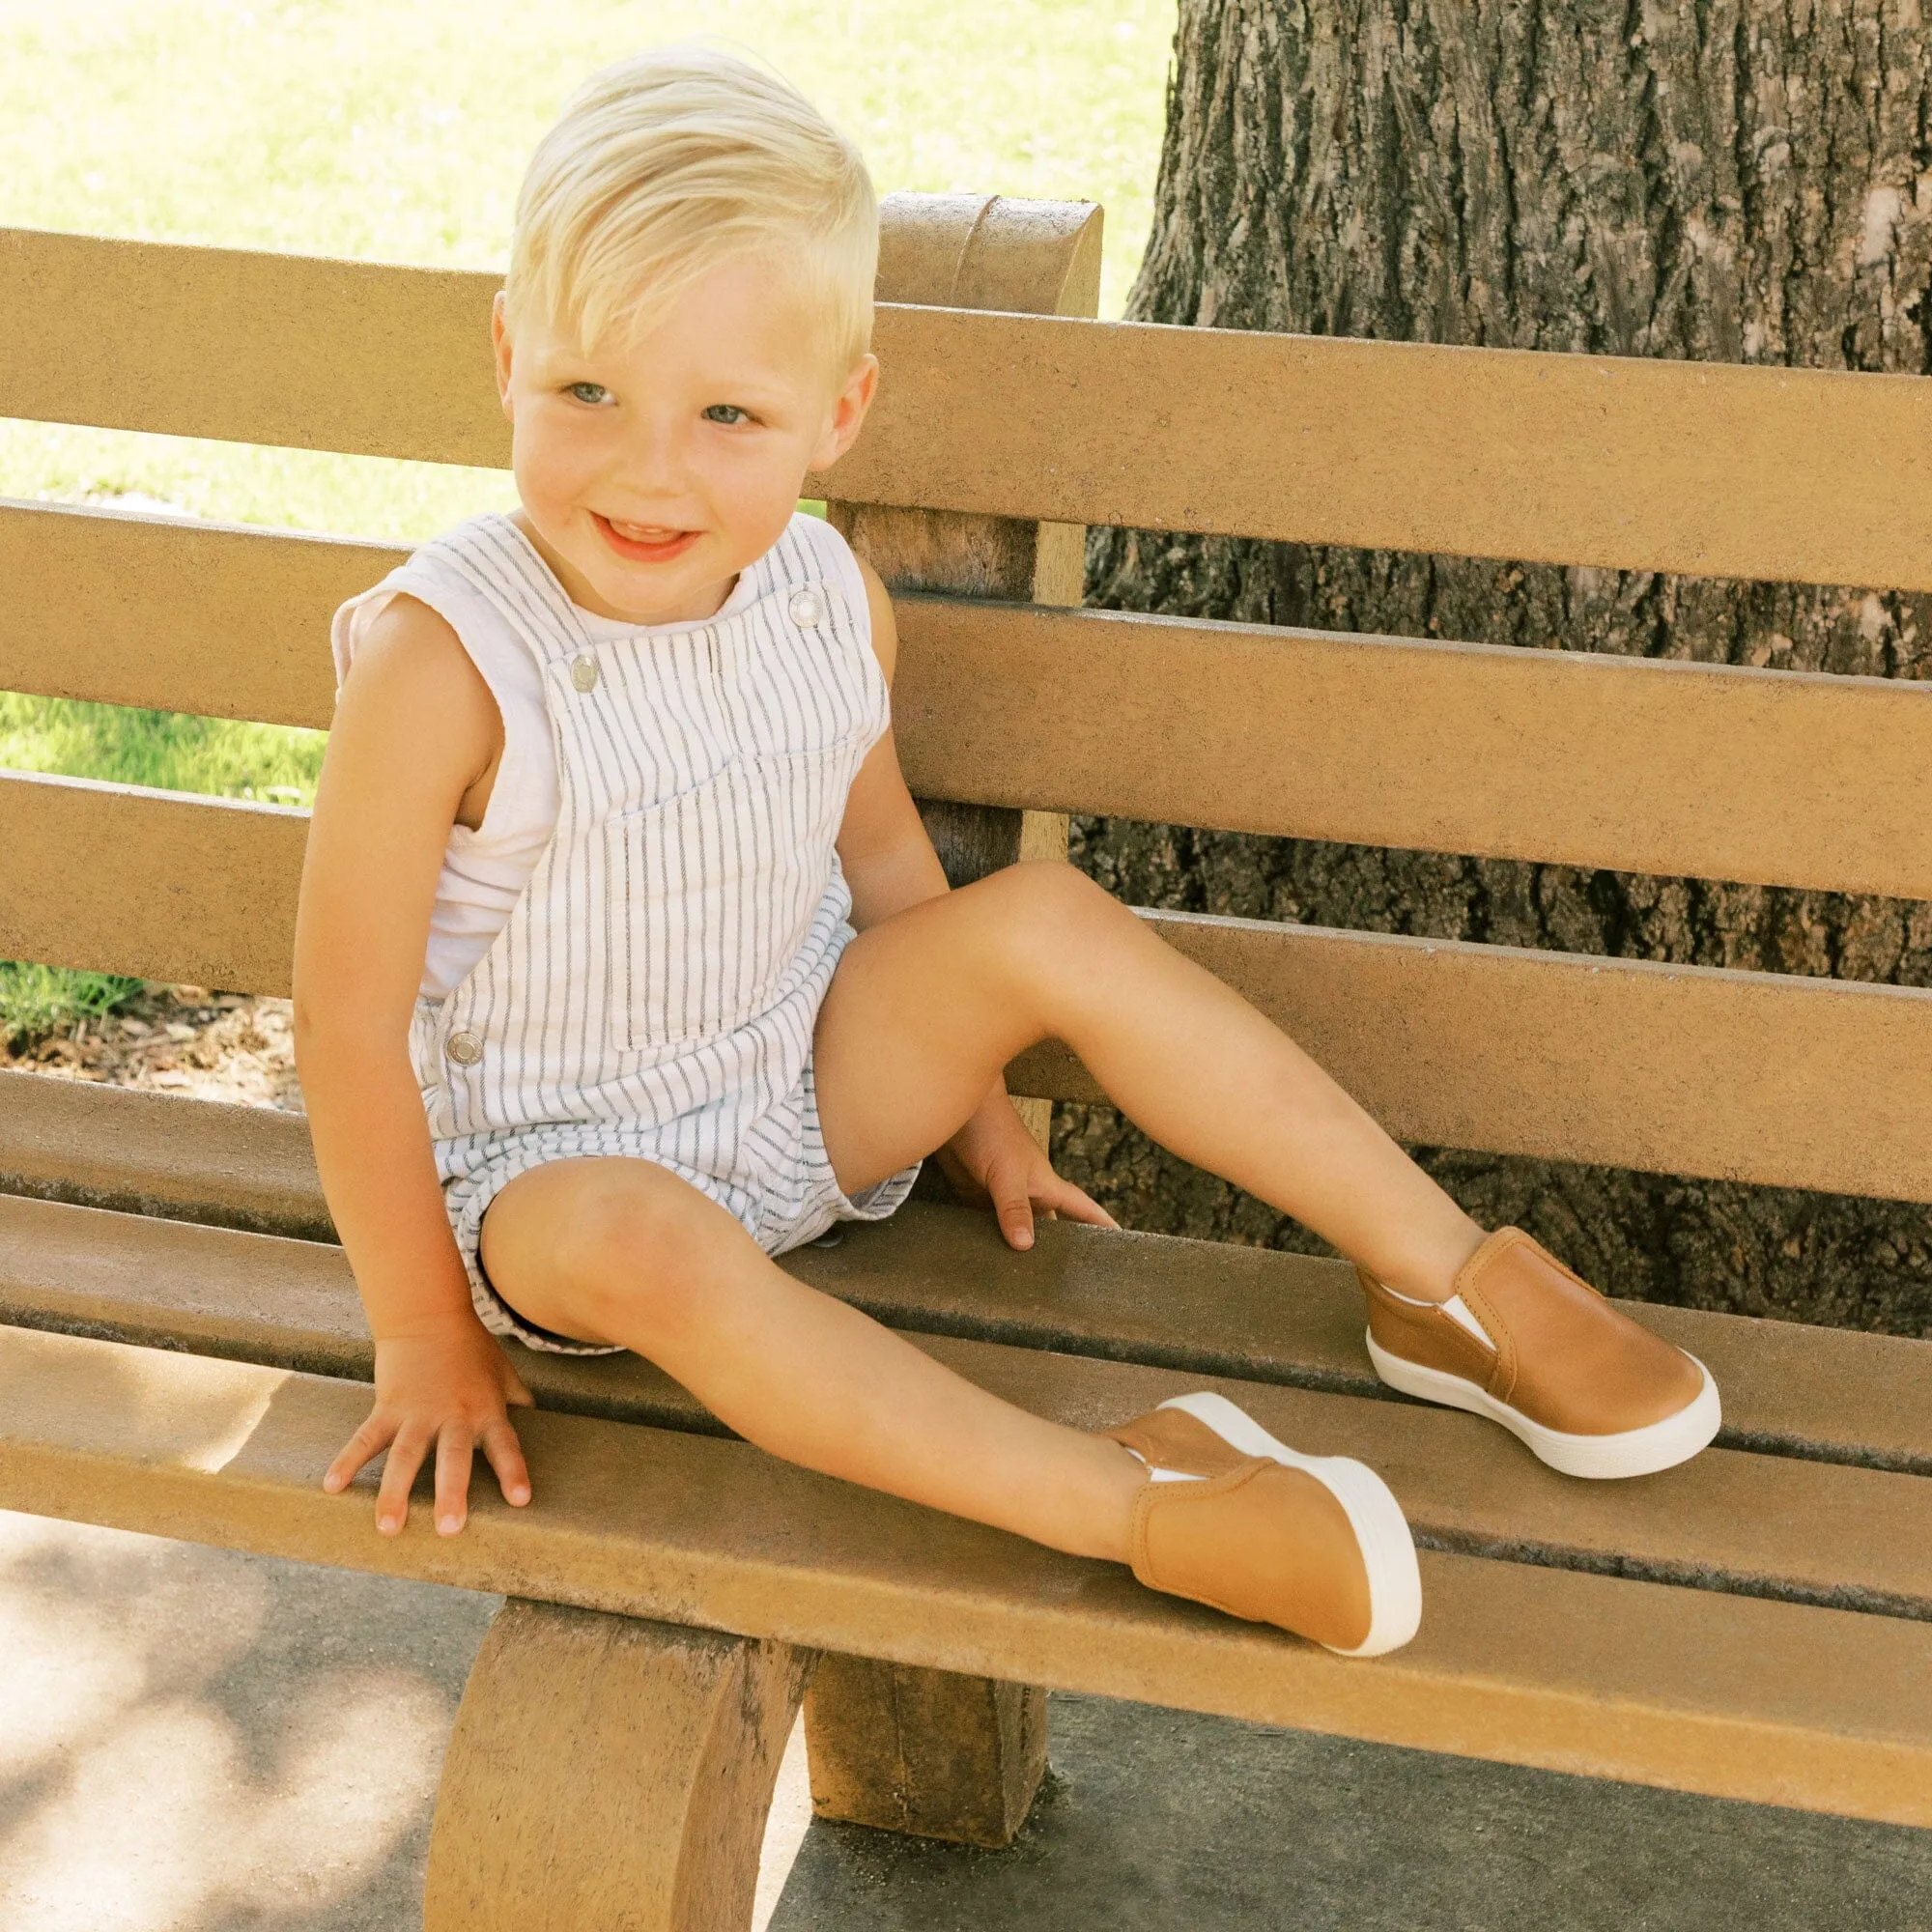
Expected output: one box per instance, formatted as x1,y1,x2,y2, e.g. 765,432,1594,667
566,382,612,406
702,404,751,425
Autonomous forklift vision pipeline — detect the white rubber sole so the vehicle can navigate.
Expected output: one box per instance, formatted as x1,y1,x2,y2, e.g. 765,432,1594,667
1155,1391,1422,1658
1364,1334,1723,1479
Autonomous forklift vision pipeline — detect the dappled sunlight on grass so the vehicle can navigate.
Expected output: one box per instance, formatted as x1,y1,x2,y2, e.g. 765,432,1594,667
0,0,1173,537
0,425,518,547
0,964,142,1044
0,0,1170,312
0,693,327,802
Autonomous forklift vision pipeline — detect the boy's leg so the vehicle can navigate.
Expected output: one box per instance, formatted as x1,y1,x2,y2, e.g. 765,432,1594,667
478,1154,1143,1559
814,863,1719,1482
814,862,1485,1302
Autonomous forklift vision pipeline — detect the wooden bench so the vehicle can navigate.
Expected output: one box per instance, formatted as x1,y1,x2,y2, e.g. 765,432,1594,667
3,193,1931,1927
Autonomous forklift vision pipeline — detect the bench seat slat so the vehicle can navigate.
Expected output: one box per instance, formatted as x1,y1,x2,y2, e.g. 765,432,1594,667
9,228,1932,589
3,1319,1928,1826
6,1084,1925,1474
5,1189,1930,1608
14,496,1932,903
9,771,1932,1201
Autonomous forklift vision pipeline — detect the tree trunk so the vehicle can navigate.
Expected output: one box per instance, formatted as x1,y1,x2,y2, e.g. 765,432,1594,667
1059,0,1932,1337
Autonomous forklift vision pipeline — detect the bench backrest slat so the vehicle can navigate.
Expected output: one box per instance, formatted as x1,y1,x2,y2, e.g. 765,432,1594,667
9,497,1932,901
0,228,501,466
828,307,1932,592
891,598,1932,901
0,498,390,726
8,768,1931,1205
1013,912,1932,1207
11,210,1932,1212
8,226,1932,589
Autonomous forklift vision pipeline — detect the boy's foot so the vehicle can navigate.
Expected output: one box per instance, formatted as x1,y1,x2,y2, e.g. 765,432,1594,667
1105,1390,1421,1657
1359,1227,1720,1479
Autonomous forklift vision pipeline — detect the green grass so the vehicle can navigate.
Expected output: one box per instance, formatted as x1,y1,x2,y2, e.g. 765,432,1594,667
0,693,327,1040
0,963,143,1046
0,0,1173,544
0,694,327,804
0,0,1175,1028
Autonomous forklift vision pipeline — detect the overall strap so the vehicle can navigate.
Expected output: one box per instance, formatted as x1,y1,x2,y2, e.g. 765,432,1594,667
425,514,597,668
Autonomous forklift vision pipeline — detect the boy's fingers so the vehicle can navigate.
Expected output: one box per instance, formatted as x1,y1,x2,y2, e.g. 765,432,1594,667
375,1428,430,1536
504,1372,536,1409
324,1413,395,1494
1045,1178,1119,1229
481,1418,533,1507
434,1429,474,1536
995,1180,1037,1250
934,1147,989,1208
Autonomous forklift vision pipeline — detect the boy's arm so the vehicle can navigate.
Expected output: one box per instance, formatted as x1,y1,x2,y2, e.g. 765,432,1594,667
294,594,532,1537
836,563,950,923
836,558,1115,1246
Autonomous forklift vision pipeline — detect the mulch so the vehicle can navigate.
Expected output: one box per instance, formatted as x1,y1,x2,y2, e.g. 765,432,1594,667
1,984,303,1111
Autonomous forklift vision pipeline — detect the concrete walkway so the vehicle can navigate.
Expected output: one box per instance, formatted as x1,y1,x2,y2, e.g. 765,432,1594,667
2,1512,1925,1931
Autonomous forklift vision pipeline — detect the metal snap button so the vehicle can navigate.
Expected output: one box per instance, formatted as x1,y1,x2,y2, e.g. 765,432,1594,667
787,588,826,628
570,656,600,693
445,1030,483,1067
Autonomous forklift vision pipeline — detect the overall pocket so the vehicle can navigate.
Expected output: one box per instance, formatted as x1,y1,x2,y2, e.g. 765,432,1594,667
604,748,849,1051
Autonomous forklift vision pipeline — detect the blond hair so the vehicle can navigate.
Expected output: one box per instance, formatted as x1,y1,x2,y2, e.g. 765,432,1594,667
505,46,878,377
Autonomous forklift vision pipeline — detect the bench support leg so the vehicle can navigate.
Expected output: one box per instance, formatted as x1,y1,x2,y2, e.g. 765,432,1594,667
424,1600,808,1932
803,1655,1048,1848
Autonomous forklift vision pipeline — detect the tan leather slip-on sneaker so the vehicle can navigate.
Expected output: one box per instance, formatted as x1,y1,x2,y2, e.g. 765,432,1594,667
1106,1391,1421,1658
1360,1227,1721,1479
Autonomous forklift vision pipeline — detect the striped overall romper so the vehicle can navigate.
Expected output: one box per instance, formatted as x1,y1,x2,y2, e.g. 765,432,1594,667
341,511,920,1354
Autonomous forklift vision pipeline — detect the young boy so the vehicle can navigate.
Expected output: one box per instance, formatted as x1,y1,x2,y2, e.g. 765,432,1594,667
294,47,1719,1662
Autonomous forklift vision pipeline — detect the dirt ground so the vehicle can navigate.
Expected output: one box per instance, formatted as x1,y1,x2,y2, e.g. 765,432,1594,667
1,986,302,1111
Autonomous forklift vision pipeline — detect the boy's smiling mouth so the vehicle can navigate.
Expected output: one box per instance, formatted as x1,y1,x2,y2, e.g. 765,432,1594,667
593,512,701,563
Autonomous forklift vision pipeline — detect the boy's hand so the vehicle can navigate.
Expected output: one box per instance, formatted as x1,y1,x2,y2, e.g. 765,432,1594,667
939,1089,1118,1251
324,1318,535,1537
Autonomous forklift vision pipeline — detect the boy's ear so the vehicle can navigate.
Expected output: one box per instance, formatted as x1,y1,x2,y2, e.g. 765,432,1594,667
812,354,879,472
492,292,515,421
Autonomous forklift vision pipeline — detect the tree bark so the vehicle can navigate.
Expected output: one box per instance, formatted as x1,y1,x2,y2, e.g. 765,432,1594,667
1059,0,1932,1337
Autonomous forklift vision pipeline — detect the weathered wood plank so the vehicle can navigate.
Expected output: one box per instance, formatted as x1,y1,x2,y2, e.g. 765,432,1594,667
10,227,1932,586
4,1321,1929,1826
0,771,305,995
0,228,503,464
822,303,1932,589
1009,914,1932,1205
0,497,388,726
14,497,1932,899
9,775,1932,1199
893,597,1932,901
7,1138,1928,1476
6,1192,1932,1614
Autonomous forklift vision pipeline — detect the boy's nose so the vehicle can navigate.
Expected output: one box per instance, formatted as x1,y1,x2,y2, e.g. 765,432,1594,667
612,426,691,497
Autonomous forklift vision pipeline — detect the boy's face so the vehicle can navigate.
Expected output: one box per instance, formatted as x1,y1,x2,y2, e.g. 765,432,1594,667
493,254,876,624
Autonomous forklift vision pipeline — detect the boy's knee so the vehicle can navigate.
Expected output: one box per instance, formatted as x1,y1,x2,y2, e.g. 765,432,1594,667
551,1170,717,1336
988,861,1124,965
